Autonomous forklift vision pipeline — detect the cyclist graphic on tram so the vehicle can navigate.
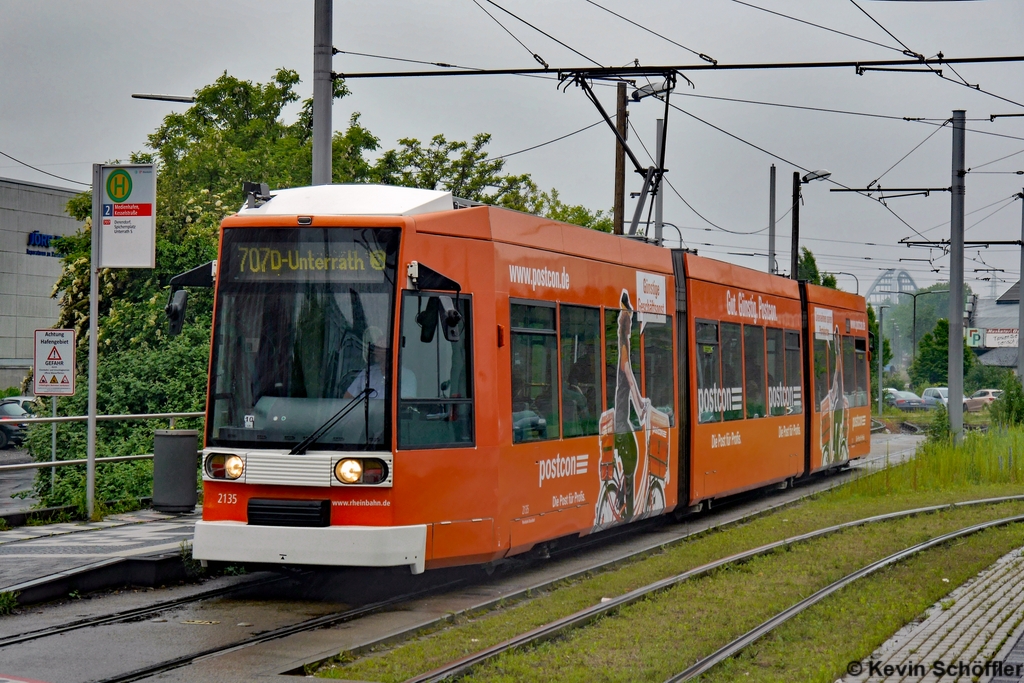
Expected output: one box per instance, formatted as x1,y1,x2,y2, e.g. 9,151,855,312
594,289,669,531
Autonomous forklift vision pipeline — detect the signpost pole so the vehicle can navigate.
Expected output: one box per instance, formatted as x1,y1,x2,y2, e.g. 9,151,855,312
51,397,56,492
1018,190,1024,380
88,164,100,519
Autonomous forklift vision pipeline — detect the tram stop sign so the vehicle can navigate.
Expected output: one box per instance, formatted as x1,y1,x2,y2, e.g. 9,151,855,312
98,164,156,268
34,329,76,396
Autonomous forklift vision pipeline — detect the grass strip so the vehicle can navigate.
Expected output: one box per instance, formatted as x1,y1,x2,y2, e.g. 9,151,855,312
699,524,1024,682
318,498,1024,682
458,509,1024,683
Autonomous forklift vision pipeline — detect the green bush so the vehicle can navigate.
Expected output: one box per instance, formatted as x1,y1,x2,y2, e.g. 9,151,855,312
990,373,1024,428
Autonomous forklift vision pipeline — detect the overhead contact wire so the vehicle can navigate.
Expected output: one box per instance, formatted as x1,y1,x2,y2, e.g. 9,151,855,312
0,150,90,187
480,0,602,67
491,121,604,160
627,119,763,236
866,119,950,188
731,0,903,54
469,0,550,68
333,49,482,71
654,98,928,240
582,0,716,64
848,0,922,59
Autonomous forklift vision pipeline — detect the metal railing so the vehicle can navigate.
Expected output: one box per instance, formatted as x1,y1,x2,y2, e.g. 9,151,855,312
0,411,204,473
11,411,204,426
0,454,159,472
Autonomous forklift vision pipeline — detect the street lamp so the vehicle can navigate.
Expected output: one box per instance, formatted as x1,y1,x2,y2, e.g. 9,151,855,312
791,169,832,280
827,271,860,294
876,303,890,416
877,289,949,360
131,93,195,103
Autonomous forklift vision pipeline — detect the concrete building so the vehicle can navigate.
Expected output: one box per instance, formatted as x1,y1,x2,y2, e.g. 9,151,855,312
968,282,1020,368
0,177,81,389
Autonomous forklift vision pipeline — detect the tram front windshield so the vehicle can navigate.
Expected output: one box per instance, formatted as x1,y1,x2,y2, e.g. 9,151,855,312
208,227,400,450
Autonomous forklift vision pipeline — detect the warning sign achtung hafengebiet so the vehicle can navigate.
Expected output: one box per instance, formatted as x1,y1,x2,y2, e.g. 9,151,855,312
34,329,76,396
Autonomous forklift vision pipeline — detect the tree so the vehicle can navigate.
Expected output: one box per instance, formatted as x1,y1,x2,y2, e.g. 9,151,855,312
368,133,612,228
797,247,821,284
908,319,975,387
797,247,837,289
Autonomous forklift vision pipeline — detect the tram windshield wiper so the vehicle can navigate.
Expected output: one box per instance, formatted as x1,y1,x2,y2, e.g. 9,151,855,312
288,388,372,455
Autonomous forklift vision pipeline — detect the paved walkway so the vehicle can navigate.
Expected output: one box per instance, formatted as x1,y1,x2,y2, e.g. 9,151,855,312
844,546,1024,682
0,508,200,593
0,448,37,514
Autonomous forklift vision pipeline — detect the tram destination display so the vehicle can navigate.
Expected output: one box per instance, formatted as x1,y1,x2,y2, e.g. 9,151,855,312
225,240,389,282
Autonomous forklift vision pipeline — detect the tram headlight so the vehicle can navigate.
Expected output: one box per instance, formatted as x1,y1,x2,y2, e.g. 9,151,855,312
206,453,244,480
361,459,389,485
224,455,244,479
335,458,363,484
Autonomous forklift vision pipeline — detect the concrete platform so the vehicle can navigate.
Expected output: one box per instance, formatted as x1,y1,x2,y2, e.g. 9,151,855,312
0,508,200,603
844,546,1024,682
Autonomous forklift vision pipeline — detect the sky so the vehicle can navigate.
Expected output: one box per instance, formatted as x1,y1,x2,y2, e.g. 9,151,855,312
3,1,1024,298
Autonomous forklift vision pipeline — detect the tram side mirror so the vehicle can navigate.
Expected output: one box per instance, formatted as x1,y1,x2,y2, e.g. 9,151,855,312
165,289,188,337
438,296,462,343
416,298,440,343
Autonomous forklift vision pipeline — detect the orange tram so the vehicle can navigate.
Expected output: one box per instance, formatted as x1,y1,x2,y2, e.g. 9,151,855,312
192,185,871,574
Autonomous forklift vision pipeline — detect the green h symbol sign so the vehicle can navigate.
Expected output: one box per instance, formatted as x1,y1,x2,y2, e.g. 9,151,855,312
106,169,132,202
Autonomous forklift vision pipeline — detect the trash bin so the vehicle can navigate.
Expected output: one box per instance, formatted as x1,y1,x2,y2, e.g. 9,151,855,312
153,429,199,513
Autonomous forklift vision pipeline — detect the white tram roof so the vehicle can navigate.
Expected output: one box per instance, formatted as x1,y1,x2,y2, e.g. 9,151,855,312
237,184,454,217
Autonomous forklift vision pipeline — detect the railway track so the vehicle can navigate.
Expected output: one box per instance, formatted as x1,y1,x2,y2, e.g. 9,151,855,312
405,495,1024,683
1,442,915,683
667,512,1024,682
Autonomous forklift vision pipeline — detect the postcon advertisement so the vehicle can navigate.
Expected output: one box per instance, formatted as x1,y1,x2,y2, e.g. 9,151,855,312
99,165,156,268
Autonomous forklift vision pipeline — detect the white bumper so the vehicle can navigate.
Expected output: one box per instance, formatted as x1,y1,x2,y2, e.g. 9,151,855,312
192,520,428,574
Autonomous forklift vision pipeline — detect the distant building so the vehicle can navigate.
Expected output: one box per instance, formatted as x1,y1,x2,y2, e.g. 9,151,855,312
0,177,81,389
967,281,1020,368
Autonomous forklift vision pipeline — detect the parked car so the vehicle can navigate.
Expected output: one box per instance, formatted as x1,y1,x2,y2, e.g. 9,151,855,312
886,390,926,411
0,401,30,448
965,389,1002,412
0,395,39,415
921,387,946,409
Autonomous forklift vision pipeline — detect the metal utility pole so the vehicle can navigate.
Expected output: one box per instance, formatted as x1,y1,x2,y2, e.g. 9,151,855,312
87,165,100,519
949,110,966,443
655,118,664,244
1018,190,1024,380
613,82,627,235
790,171,801,279
877,304,888,416
312,0,333,185
768,164,776,274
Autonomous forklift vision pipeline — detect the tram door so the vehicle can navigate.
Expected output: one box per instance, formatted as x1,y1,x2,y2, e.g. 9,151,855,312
671,251,691,506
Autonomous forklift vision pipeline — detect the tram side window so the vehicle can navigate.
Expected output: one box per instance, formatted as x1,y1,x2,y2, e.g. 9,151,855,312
397,292,474,449
560,305,602,438
854,337,868,407
813,339,830,414
842,335,858,410
720,322,743,421
605,307,642,433
766,327,786,417
744,325,767,418
696,321,721,424
511,303,559,443
785,330,803,415
642,317,675,427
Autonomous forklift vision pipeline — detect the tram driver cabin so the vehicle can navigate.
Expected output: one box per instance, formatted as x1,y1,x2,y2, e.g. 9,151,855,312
187,184,870,574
